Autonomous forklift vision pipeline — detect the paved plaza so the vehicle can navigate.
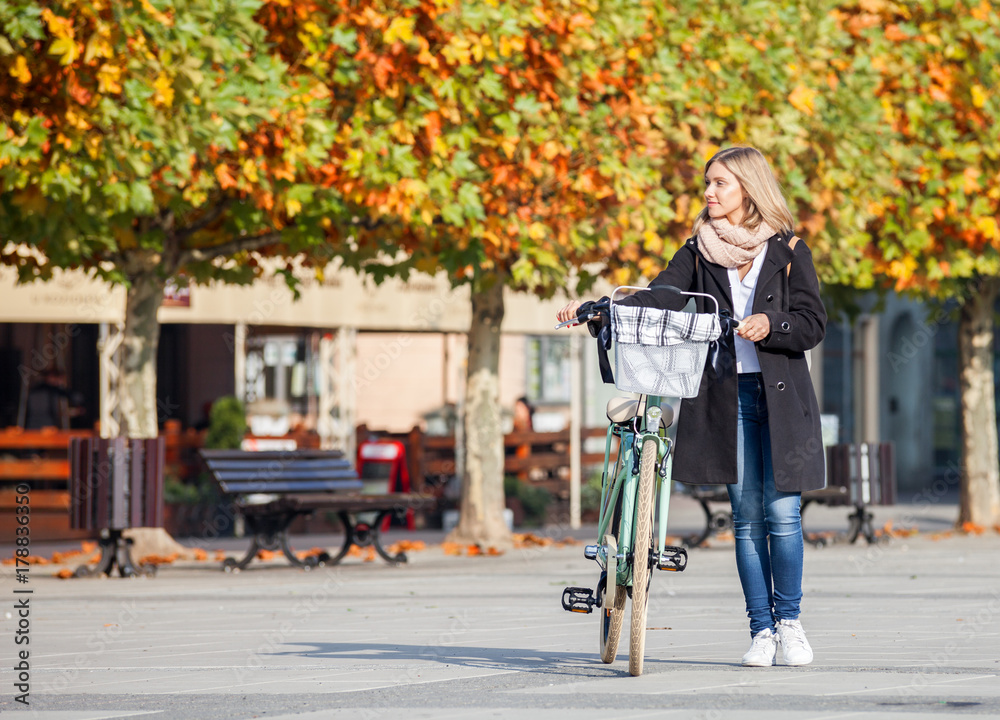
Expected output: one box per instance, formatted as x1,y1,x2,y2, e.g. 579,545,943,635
2,495,999,719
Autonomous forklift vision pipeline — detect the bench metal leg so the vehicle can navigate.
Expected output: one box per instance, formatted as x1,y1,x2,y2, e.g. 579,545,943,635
224,512,330,571
74,530,157,578
846,504,883,544
684,499,732,548
801,500,885,547
327,510,407,566
800,499,829,547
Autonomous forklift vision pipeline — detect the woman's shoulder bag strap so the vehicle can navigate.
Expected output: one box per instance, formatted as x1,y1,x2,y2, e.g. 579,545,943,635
787,235,800,276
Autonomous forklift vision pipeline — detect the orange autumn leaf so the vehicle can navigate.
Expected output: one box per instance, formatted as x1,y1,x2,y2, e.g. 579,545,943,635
296,547,327,559
441,542,464,556
425,111,441,147
214,163,238,189
884,24,908,41
466,545,482,556
387,540,426,554
55,568,75,579
51,550,84,564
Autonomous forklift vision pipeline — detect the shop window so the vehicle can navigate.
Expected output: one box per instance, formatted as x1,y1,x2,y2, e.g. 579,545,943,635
244,334,315,435
526,335,570,405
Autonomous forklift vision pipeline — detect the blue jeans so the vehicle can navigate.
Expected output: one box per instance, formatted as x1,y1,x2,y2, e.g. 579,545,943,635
726,373,804,636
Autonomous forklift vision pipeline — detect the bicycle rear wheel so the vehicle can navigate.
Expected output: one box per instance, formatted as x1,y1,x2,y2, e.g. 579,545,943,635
629,436,657,676
598,534,626,663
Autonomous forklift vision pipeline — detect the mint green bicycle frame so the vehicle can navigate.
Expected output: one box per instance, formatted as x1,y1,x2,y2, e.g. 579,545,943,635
595,394,674,587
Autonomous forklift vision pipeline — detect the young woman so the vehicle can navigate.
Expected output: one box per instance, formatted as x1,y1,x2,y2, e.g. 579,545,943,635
557,146,827,667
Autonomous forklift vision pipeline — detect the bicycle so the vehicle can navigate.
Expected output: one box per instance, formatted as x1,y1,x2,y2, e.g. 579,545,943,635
557,285,723,676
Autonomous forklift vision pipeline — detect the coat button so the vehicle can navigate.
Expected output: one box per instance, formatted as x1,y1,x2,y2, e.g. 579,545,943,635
781,321,790,331
766,295,774,302
776,382,786,390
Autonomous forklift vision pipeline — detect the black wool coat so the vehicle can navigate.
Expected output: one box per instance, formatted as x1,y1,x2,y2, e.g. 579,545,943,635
619,231,828,492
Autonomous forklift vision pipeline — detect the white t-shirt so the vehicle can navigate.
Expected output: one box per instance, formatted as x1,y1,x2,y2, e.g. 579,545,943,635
728,246,768,375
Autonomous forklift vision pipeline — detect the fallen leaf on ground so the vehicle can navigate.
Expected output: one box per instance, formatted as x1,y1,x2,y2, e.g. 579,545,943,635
296,547,327,559
389,539,426,552
513,533,552,548
2,555,49,565
51,550,85,563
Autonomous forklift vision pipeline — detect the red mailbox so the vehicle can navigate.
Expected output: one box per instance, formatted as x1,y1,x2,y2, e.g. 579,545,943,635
356,440,413,530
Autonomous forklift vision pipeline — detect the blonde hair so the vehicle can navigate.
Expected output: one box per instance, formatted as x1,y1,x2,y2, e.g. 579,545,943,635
691,146,795,236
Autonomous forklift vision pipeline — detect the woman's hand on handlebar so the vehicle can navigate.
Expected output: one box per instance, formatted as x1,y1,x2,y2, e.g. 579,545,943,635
556,300,585,324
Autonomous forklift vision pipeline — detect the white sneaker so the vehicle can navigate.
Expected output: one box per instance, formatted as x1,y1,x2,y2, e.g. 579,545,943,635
741,628,777,667
775,618,814,666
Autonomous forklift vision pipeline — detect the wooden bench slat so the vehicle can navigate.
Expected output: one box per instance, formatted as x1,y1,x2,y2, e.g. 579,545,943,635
0,489,71,510
220,480,363,494
240,492,420,515
200,450,345,460
203,458,354,471
212,469,360,481
0,459,71,480
207,466,355,478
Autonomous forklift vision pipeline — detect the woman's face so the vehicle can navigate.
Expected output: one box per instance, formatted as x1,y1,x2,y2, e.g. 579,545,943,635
704,161,745,225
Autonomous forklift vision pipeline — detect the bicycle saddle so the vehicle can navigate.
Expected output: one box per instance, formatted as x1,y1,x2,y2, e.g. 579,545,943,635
606,397,640,424
605,397,676,427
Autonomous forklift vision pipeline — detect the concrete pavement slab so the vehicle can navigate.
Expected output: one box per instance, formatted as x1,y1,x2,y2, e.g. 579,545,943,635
2,500,999,719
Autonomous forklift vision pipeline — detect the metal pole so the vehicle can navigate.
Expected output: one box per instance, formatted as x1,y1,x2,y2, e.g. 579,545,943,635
569,333,582,530
233,322,247,404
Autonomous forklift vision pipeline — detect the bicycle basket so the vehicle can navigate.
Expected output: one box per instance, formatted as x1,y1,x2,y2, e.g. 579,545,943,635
611,303,721,398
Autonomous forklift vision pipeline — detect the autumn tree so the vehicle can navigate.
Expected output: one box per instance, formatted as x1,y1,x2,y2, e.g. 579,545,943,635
258,0,885,548
0,0,342,438
835,0,1000,526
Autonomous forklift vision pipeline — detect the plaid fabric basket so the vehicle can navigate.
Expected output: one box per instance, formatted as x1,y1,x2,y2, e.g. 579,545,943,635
611,304,721,398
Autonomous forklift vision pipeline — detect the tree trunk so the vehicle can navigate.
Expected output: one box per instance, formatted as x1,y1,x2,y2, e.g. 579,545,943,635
957,278,1000,527
120,263,166,440
446,276,513,550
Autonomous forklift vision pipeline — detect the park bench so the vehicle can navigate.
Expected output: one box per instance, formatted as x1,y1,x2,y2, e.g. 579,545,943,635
68,436,165,577
199,449,422,571
679,442,895,548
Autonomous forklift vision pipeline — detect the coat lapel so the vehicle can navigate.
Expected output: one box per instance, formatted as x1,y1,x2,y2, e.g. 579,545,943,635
752,234,795,297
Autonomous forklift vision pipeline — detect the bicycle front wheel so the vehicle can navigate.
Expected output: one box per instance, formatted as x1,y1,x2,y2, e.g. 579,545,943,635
629,435,658,676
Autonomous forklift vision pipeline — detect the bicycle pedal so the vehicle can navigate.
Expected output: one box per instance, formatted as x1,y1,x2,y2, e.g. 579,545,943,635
561,586,597,614
656,546,688,572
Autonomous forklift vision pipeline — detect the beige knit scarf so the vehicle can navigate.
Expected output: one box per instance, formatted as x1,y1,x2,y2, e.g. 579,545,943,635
697,218,776,269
